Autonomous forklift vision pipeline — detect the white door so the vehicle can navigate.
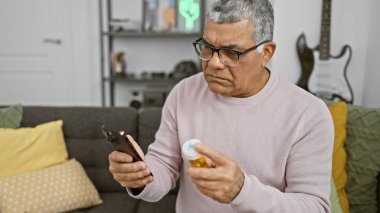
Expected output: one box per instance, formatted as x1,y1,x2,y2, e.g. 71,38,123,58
0,0,74,105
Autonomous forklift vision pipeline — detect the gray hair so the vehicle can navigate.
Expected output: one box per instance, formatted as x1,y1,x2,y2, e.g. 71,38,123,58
207,0,274,43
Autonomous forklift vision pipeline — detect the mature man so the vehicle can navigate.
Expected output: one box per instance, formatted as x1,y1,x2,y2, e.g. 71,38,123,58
109,0,334,212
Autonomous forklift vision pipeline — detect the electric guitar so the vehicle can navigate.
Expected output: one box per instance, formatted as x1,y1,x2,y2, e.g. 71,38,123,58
296,0,354,103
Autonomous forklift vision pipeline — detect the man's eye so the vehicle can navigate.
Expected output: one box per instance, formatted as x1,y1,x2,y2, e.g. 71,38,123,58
222,49,238,58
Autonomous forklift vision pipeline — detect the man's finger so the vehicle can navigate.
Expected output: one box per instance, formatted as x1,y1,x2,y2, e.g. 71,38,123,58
194,143,227,166
187,166,223,181
113,168,151,182
190,177,222,191
109,151,133,163
205,157,216,168
110,160,147,174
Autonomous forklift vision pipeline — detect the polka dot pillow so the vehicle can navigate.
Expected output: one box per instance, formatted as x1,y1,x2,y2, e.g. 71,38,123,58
0,159,102,212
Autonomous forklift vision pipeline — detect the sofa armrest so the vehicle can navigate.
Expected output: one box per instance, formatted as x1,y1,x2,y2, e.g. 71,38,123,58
378,173,380,213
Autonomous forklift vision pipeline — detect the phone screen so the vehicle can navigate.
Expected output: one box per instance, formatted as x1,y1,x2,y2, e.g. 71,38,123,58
100,125,144,162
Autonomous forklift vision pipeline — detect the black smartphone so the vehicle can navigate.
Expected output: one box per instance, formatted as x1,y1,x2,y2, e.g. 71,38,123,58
100,125,144,162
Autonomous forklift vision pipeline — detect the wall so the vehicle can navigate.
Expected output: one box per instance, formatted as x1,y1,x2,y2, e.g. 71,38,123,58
362,0,380,108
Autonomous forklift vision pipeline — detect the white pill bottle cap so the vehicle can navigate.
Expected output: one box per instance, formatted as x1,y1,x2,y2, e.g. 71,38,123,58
182,139,202,160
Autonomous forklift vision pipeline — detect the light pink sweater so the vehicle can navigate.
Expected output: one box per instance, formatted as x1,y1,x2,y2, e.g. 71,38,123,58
131,72,334,213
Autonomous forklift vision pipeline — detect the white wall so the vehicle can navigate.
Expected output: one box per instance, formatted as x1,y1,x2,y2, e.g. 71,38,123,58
362,0,380,108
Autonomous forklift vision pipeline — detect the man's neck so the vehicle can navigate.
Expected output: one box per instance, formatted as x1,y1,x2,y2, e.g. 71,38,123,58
249,67,270,97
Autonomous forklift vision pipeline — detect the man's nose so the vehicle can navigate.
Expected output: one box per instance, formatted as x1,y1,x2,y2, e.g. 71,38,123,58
208,51,225,68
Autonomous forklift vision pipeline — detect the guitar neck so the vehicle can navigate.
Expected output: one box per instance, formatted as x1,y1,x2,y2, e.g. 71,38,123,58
319,0,331,60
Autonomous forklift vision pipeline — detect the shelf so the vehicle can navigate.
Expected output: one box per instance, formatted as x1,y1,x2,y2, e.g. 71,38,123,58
102,31,202,38
99,0,205,106
103,76,179,84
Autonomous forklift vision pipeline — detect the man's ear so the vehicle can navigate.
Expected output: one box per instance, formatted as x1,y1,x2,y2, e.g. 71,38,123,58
261,41,276,67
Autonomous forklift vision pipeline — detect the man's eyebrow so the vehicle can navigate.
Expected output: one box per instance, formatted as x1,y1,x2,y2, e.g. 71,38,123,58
202,38,239,49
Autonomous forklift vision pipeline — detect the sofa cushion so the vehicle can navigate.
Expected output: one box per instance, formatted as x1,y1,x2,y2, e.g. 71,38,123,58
66,138,124,193
0,104,22,128
136,194,176,213
137,107,163,153
345,105,380,213
69,193,139,213
331,178,343,213
0,120,68,177
0,159,102,212
20,107,139,194
378,173,380,212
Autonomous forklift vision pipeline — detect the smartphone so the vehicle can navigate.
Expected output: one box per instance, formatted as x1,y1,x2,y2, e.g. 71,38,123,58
100,125,144,162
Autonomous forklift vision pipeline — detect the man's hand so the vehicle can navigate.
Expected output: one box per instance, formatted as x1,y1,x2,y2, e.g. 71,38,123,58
186,143,245,203
108,151,153,189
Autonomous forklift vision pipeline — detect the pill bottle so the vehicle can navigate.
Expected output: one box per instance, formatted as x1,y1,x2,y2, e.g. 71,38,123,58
182,139,208,168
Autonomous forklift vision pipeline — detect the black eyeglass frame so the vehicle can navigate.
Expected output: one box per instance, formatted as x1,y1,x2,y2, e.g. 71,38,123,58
192,38,270,66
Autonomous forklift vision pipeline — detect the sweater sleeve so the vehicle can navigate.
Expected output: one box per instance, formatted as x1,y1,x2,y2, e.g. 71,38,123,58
129,84,182,202
230,99,334,213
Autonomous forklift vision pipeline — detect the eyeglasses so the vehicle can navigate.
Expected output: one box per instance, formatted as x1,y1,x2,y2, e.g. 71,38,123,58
192,38,269,67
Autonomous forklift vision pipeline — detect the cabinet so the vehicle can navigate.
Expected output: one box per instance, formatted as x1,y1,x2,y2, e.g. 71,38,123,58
99,0,205,107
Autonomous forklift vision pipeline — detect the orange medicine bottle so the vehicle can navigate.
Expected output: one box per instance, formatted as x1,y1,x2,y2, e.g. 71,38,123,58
182,139,208,168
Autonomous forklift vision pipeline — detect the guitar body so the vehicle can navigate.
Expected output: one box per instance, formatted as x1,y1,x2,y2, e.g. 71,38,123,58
296,33,354,103
309,45,353,103
296,33,314,91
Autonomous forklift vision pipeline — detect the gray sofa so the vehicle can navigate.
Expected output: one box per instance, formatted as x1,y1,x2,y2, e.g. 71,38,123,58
20,106,380,213
21,106,176,213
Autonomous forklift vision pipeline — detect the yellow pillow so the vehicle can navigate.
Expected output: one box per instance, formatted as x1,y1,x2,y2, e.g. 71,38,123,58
0,159,102,212
0,120,68,177
328,102,349,213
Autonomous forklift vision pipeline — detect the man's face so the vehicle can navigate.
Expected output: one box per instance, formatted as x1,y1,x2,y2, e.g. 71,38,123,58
202,19,268,98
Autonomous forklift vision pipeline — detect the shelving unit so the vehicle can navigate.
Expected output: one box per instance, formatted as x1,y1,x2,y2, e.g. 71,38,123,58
99,0,205,107
103,31,202,38
103,76,178,84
